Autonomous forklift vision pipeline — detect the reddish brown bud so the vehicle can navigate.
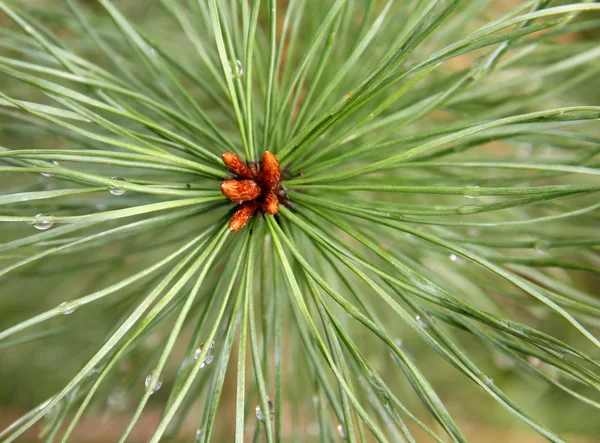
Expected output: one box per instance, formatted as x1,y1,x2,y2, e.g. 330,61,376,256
222,152,254,179
221,179,262,202
259,151,280,191
229,201,259,232
261,191,279,215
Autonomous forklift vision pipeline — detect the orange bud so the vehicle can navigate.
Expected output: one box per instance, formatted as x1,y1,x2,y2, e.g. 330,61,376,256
261,191,279,215
221,179,262,202
229,201,259,232
222,152,254,179
259,151,280,191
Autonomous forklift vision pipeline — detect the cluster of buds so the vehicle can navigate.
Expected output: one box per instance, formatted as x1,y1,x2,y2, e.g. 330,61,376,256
221,151,285,231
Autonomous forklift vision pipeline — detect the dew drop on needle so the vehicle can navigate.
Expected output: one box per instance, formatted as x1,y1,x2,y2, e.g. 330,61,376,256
229,59,243,79
255,398,275,421
144,371,162,394
109,177,128,195
463,185,481,199
415,314,427,328
32,214,54,230
40,161,59,177
534,240,551,254
58,302,75,315
194,341,215,368
449,253,465,264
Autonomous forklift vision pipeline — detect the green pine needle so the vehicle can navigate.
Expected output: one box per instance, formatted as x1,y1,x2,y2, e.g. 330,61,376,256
0,0,599,441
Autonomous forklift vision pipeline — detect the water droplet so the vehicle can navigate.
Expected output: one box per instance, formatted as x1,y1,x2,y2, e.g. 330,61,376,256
40,161,59,177
255,404,263,421
312,395,319,407
194,341,215,368
534,240,551,254
109,177,128,195
96,203,108,211
449,253,466,264
502,319,524,335
44,402,61,419
86,367,100,378
415,315,428,328
484,374,494,385
32,214,54,230
546,349,564,361
463,185,481,199
58,302,75,315
144,371,162,394
66,388,78,402
195,429,202,442
394,338,403,348
457,205,478,215
337,424,346,439
255,398,275,421
527,356,541,367
229,59,243,79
